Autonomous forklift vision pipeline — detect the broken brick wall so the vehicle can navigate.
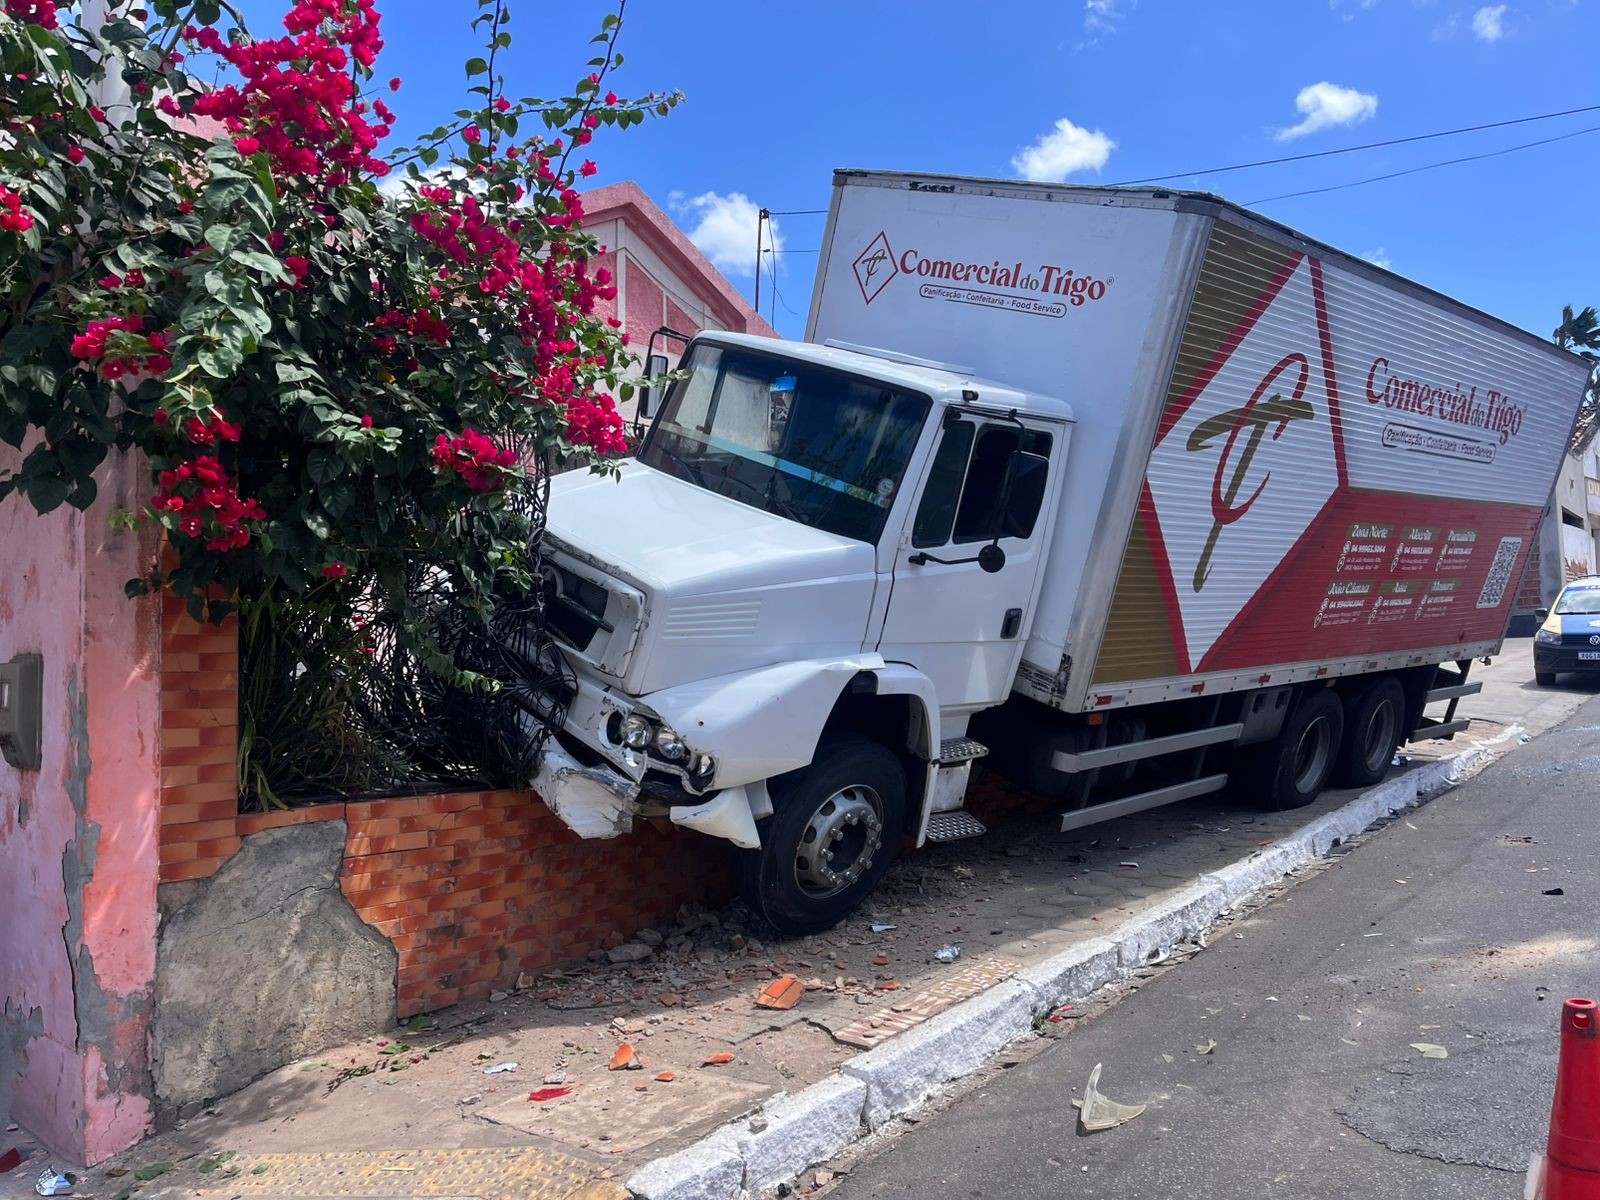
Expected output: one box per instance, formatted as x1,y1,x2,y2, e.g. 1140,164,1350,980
0,449,163,1166
153,603,732,1109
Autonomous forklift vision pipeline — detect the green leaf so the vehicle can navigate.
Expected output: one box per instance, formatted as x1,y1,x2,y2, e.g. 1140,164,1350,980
465,56,489,76
307,448,346,486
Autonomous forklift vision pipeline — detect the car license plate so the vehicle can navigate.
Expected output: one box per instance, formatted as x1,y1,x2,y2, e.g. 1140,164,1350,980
1580,651,1600,660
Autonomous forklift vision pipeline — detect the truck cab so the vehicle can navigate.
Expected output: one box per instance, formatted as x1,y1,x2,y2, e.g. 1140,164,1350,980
531,331,1072,932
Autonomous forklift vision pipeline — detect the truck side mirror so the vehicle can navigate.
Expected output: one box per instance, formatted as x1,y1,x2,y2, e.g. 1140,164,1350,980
977,543,1006,573
638,353,670,421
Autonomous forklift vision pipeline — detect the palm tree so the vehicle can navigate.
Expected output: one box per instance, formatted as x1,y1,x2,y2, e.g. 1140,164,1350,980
1554,305,1600,454
1554,304,1600,353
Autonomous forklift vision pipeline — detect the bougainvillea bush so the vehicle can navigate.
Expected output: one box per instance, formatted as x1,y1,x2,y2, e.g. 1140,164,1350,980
0,0,678,804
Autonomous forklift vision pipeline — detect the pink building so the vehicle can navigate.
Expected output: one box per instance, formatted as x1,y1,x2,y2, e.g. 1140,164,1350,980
581,182,777,423
0,181,773,1167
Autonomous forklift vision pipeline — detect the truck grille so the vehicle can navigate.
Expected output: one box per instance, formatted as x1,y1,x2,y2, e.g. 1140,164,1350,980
543,564,611,654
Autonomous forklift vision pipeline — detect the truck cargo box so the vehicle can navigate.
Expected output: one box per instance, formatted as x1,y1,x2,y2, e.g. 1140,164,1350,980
808,171,1592,714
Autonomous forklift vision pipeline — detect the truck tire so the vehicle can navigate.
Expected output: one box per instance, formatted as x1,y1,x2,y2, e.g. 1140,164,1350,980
1242,688,1344,811
736,734,907,936
1334,676,1406,788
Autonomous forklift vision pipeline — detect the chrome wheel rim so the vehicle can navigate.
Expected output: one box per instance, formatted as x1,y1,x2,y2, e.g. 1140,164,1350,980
1293,716,1333,793
1362,698,1397,773
793,785,884,899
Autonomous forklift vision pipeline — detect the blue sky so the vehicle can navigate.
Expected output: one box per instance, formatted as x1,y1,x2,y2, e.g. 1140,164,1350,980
242,0,1597,343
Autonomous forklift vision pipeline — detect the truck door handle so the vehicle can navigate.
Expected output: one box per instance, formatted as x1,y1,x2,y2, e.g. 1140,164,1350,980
1002,608,1023,639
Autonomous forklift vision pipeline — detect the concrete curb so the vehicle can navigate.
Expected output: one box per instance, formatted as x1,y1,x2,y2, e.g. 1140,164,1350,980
625,729,1520,1199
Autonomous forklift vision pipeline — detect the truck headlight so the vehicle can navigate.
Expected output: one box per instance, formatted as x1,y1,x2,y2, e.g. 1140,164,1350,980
1536,628,1561,644
653,727,688,761
688,752,716,788
619,713,655,750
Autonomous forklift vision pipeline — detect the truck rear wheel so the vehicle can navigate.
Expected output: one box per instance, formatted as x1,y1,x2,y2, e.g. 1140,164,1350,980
1241,688,1344,812
736,734,907,936
1335,676,1406,788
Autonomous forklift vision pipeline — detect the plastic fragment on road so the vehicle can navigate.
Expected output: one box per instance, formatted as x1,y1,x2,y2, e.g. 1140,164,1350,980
35,1168,71,1197
870,924,897,933
755,974,805,1011
934,946,962,963
483,1061,518,1075
1195,1039,1218,1055
609,1043,641,1071
1410,1043,1449,1059
527,1087,572,1103
1072,1063,1147,1133
1544,888,1566,896
702,1052,736,1067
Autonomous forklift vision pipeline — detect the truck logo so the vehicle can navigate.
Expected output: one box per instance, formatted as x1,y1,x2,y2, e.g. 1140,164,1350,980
853,232,898,305
1186,352,1318,591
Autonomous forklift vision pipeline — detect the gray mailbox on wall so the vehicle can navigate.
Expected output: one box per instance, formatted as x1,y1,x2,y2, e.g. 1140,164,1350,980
0,653,42,772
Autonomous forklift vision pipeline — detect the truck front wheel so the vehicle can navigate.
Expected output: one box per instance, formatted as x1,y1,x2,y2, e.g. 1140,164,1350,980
736,734,907,936
1241,688,1345,812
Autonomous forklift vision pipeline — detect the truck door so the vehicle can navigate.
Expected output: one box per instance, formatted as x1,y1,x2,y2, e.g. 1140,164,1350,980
877,412,1063,718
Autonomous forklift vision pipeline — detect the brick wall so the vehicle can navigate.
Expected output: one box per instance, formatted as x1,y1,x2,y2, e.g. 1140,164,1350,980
158,603,731,1017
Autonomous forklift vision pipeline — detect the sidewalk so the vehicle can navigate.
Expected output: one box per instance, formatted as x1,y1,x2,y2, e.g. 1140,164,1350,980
828,692,1600,1200
2,650,1590,1200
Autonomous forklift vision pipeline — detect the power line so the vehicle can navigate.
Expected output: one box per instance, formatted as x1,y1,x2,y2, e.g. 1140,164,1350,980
1111,102,1600,186
1247,123,1600,206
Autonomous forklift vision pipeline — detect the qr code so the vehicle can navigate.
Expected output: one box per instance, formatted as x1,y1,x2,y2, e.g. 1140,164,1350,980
1475,535,1522,609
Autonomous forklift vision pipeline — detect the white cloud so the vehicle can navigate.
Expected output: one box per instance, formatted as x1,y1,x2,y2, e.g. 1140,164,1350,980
667,191,781,278
1362,248,1394,269
1011,117,1117,182
1274,82,1379,141
1472,4,1509,39
1084,0,1134,35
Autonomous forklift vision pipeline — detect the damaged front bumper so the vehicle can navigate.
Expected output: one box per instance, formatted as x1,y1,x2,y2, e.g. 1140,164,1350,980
525,661,761,849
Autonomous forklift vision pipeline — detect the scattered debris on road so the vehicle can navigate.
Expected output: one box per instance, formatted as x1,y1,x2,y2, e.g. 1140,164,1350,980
1410,1043,1449,1059
1073,1063,1147,1133
483,1061,517,1075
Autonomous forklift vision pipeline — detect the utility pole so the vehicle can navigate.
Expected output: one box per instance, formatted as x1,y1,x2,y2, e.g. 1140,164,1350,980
754,207,768,314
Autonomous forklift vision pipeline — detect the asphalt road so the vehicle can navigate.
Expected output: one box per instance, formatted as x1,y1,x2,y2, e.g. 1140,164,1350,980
832,694,1600,1200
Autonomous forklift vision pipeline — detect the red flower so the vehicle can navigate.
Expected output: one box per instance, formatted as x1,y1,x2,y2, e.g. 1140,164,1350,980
234,136,260,155
462,125,481,145
389,77,402,91
98,274,123,290
67,146,86,165
321,562,349,579
177,200,194,214
605,91,618,106
494,96,510,113
153,409,170,427
579,160,598,178
89,106,107,123
0,185,33,233
360,414,374,428
284,255,310,286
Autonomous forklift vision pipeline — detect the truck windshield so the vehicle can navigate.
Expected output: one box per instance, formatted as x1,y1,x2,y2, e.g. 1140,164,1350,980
638,344,932,544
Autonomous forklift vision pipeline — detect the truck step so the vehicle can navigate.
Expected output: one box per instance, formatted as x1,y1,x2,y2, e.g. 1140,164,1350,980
938,737,989,764
926,810,988,842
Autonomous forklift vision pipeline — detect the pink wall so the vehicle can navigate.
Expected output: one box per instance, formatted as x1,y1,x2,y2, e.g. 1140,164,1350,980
0,447,162,1165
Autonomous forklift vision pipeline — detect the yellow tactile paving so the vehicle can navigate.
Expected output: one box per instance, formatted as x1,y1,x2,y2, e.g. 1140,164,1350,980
148,1147,627,1200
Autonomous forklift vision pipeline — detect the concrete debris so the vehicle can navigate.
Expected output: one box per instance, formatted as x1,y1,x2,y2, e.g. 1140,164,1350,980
608,942,655,964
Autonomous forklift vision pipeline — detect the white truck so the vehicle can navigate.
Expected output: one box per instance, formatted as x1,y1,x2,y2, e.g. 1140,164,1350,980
531,170,1591,934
